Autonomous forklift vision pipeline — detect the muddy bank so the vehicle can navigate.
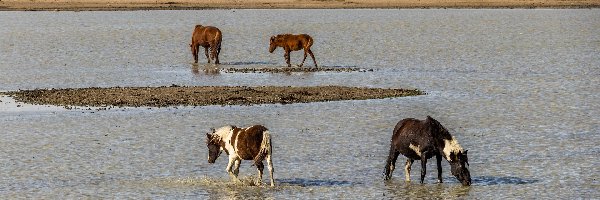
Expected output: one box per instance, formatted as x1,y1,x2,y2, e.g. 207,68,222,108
1,86,423,107
1,0,598,11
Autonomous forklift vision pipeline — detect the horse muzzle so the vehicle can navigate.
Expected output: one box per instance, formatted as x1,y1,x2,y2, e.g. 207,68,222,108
461,179,472,186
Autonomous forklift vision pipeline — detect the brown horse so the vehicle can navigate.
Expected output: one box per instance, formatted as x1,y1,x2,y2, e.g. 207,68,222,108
206,125,275,186
190,25,222,64
383,116,472,186
269,34,318,68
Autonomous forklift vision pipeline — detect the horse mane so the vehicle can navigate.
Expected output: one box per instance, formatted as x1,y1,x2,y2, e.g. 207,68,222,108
207,125,235,144
276,34,292,37
426,116,464,160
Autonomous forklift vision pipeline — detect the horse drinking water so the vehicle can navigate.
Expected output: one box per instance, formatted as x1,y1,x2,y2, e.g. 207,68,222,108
190,24,222,64
383,116,472,186
269,34,318,68
206,125,275,186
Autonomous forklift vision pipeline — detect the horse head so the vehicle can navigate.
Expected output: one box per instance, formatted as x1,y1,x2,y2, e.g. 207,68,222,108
448,150,471,186
206,128,222,163
269,36,277,53
429,116,472,186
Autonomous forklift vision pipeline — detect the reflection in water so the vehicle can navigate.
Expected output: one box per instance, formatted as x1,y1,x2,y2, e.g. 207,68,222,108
191,63,221,76
223,61,277,66
384,180,471,199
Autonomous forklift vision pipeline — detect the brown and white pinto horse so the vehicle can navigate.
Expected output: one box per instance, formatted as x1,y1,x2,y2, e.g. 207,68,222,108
206,125,275,186
383,116,472,186
269,34,318,68
190,24,222,64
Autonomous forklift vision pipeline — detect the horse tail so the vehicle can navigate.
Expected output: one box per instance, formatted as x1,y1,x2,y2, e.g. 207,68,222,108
254,130,272,164
215,30,222,50
211,30,222,60
383,144,398,180
306,35,314,49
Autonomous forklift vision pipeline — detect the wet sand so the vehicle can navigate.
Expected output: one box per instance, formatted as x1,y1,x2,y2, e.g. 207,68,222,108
222,67,372,73
1,86,423,107
1,0,598,11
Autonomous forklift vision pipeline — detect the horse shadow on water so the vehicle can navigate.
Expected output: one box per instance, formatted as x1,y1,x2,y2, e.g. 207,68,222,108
277,178,355,187
470,176,539,186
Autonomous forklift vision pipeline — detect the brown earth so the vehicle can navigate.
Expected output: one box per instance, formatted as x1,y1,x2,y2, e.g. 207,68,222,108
0,0,598,11
1,86,423,107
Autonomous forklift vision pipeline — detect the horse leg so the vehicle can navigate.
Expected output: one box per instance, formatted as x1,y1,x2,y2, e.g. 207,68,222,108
436,154,443,183
307,49,317,68
233,159,241,176
284,50,291,67
405,159,414,182
204,46,211,64
266,154,275,187
210,42,218,63
226,155,241,184
420,156,428,184
192,44,199,63
215,46,221,64
255,161,264,186
384,146,399,180
299,49,308,68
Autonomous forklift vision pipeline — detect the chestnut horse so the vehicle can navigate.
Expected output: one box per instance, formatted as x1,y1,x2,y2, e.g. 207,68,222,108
269,34,318,68
383,116,472,186
206,125,275,186
190,25,222,64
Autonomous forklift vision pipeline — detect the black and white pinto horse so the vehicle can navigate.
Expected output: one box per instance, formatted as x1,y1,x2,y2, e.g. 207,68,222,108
206,125,275,186
383,116,472,186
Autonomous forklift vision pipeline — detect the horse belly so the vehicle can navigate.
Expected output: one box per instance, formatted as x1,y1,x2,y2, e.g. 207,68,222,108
398,147,422,160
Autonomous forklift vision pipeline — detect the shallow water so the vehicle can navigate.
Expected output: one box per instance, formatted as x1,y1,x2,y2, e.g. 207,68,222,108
1,9,599,199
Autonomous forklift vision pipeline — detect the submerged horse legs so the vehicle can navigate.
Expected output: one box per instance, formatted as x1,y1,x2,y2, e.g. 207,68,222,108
266,154,275,187
308,49,317,67
436,155,443,183
204,46,210,64
284,50,291,67
233,159,241,176
226,155,242,184
210,42,220,64
254,154,274,186
256,161,264,186
420,154,428,184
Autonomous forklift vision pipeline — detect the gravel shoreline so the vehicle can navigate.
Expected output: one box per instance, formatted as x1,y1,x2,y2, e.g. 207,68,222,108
1,86,424,107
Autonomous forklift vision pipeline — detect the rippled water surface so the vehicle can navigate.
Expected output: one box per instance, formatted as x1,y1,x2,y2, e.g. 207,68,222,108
1,9,599,199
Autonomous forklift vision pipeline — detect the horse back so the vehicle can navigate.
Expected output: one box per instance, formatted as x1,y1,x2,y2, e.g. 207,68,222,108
391,118,437,159
233,125,268,160
192,25,222,45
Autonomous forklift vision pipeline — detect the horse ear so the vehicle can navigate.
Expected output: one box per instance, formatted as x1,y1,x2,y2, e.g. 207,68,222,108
270,36,275,42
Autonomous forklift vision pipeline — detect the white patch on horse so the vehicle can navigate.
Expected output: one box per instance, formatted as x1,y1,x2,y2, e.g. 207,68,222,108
213,126,236,156
233,129,241,156
443,136,464,161
409,143,422,157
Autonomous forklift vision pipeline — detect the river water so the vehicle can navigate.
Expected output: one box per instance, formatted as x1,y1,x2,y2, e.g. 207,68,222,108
1,9,599,199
